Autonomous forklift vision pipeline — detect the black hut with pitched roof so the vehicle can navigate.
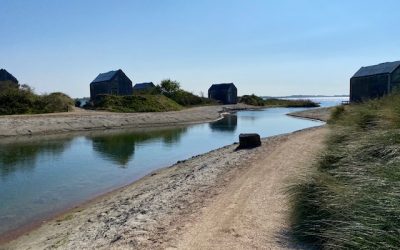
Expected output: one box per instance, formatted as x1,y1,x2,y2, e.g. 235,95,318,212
90,69,133,100
132,82,155,93
350,61,400,102
208,83,237,104
0,69,19,90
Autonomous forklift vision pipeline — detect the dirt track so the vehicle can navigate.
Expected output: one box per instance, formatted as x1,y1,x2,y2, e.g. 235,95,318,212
174,127,327,249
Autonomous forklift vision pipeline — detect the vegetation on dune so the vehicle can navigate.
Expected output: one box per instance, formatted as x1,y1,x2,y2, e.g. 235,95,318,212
289,93,400,249
155,79,216,106
0,85,74,115
238,94,265,106
239,94,319,107
94,94,182,112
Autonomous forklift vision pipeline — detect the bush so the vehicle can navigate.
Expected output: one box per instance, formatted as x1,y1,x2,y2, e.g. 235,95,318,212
156,79,216,106
0,85,74,115
94,94,182,112
239,94,265,106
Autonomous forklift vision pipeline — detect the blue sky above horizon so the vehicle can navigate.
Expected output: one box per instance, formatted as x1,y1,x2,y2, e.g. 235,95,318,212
1,0,399,98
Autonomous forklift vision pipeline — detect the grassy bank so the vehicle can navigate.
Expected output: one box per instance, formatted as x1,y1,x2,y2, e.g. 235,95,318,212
0,86,74,115
239,94,319,107
94,94,182,112
289,94,400,249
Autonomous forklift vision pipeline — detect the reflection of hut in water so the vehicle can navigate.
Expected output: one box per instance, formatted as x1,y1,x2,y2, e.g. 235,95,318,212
90,127,188,166
0,138,73,177
209,115,238,132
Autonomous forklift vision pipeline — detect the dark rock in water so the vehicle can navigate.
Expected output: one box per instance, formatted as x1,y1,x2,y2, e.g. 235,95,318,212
238,133,261,149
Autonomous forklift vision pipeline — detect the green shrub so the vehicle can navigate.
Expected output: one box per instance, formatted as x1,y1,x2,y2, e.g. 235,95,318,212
239,94,265,106
94,94,182,112
156,79,216,106
0,85,73,115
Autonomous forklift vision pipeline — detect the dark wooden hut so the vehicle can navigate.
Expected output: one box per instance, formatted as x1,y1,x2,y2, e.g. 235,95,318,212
350,61,400,102
90,69,133,100
0,69,19,90
132,82,155,93
208,83,237,104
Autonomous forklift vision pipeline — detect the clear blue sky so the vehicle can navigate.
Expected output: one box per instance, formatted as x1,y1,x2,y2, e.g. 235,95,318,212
1,0,399,98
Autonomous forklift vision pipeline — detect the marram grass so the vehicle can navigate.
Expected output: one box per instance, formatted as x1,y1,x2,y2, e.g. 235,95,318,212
289,93,400,249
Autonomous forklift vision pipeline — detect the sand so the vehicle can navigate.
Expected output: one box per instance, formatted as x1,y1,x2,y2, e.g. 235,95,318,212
0,104,255,137
287,107,333,122
0,108,330,250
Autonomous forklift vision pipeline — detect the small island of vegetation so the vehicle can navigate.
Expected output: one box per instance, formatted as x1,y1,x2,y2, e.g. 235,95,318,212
239,94,319,108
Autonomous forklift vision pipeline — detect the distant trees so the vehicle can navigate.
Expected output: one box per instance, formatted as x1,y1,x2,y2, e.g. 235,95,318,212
155,79,215,106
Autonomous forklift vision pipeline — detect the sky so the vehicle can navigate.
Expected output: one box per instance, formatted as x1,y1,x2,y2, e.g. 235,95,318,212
1,0,399,98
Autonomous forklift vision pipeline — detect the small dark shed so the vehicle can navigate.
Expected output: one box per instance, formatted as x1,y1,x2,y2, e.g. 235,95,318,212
208,83,238,104
132,82,155,93
0,69,19,90
90,69,133,100
350,61,400,102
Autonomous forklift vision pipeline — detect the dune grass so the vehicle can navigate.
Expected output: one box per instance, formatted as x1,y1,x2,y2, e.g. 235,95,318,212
289,94,400,249
94,94,182,112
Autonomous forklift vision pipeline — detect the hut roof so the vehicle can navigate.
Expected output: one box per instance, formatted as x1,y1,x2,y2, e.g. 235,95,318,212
353,61,400,78
209,83,236,91
0,69,18,83
133,82,155,90
91,69,122,83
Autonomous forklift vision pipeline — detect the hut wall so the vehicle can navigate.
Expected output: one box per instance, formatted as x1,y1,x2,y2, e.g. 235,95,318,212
90,82,114,99
350,74,389,102
227,87,238,104
390,67,400,92
114,74,133,96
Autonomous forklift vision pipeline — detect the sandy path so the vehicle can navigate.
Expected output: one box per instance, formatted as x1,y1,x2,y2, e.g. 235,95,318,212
174,127,327,250
0,104,254,137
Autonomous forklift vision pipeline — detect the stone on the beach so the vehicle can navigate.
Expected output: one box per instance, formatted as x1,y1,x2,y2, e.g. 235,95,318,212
238,133,261,148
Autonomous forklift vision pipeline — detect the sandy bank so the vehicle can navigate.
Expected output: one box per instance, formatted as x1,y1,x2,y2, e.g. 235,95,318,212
287,107,333,122
0,104,255,137
2,124,327,250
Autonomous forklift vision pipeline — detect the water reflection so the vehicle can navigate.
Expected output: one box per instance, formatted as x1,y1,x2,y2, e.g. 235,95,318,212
0,138,73,177
209,115,237,133
90,127,188,166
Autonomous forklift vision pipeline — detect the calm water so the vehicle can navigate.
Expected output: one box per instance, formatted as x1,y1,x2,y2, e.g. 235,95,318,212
0,101,343,236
